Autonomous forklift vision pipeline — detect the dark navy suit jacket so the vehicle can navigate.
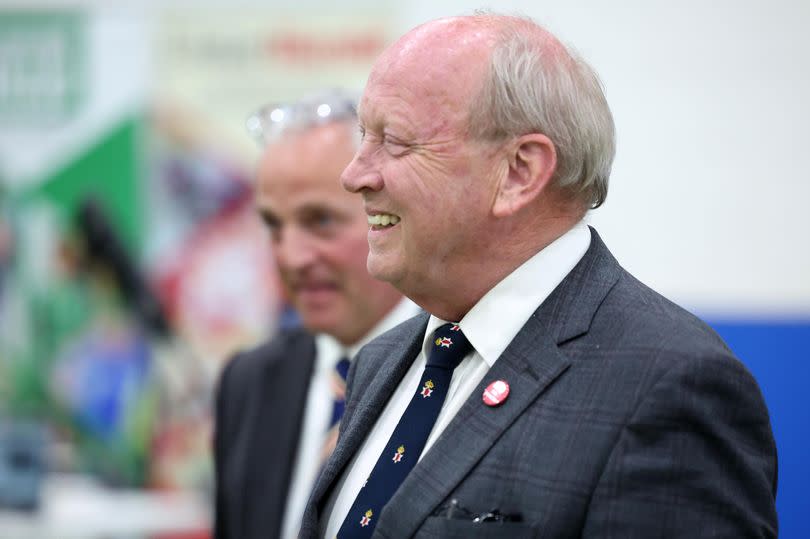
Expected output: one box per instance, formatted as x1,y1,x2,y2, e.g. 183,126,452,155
302,228,778,538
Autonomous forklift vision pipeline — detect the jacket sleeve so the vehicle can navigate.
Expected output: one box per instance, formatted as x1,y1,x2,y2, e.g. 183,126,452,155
582,353,778,538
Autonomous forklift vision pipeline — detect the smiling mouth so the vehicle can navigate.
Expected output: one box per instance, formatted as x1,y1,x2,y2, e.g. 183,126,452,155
367,213,400,228
292,282,340,304
297,282,337,291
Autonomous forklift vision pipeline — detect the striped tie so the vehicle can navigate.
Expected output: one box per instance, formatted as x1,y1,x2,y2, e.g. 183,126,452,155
336,323,472,538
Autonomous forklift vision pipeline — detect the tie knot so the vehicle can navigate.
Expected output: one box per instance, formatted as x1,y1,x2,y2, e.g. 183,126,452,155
427,323,472,370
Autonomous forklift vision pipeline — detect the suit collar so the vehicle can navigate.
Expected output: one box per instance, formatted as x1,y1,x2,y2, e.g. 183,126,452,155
413,226,620,371
539,226,623,345
424,221,592,369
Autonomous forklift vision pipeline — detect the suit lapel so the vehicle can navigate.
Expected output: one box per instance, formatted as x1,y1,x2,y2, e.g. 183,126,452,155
538,227,623,344
373,228,623,538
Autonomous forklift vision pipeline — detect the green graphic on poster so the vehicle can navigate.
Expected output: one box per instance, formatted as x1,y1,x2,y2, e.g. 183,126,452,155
0,11,86,124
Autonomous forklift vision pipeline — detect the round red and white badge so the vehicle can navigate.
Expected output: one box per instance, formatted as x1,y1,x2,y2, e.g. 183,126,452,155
482,380,510,407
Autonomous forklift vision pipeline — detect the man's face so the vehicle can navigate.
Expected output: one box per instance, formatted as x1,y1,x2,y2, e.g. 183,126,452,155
256,123,401,345
341,25,501,302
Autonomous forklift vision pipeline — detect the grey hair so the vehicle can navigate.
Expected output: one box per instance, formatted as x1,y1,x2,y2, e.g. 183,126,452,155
469,20,615,209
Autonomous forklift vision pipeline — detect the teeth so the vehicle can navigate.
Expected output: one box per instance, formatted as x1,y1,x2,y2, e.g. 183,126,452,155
367,214,400,226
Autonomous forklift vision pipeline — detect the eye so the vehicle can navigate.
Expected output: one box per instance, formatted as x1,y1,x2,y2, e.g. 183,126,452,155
358,124,366,140
301,209,339,237
384,134,411,156
259,211,282,239
265,222,283,243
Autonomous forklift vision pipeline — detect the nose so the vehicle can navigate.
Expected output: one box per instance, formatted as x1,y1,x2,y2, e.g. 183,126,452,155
341,143,383,194
274,226,317,271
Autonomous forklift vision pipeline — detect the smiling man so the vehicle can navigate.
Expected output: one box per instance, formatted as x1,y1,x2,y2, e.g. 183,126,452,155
213,91,417,539
255,118,402,344
301,15,778,539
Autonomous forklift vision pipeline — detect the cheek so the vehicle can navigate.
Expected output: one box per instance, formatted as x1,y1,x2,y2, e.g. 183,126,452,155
272,251,296,284
327,232,372,278
402,151,475,201
277,273,301,308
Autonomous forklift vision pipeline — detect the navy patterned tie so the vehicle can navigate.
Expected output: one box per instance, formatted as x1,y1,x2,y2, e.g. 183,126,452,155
336,323,472,538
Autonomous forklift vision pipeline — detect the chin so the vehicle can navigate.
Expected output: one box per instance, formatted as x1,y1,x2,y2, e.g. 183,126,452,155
298,305,339,330
367,254,403,285
301,317,341,337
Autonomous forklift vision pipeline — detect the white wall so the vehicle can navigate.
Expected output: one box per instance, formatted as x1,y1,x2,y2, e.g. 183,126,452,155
5,0,809,317
402,0,810,317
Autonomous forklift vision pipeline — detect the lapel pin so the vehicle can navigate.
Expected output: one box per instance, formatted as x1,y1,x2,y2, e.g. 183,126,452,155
482,380,510,407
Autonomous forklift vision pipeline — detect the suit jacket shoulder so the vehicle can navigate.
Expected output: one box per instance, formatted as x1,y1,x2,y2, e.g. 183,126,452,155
215,328,317,539
218,329,314,406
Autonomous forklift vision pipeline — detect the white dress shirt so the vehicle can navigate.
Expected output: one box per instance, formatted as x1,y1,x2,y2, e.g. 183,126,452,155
279,298,420,539
323,222,591,538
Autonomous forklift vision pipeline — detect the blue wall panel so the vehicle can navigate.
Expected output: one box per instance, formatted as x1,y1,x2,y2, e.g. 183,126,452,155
708,320,810,539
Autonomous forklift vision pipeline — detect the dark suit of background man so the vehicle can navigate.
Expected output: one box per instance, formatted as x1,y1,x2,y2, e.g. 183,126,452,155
301,14,778,539
214,91,418,539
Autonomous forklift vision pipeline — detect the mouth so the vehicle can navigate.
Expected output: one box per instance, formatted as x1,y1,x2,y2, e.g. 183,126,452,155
296,282,338,292
291,281,340,304
367,212,400,230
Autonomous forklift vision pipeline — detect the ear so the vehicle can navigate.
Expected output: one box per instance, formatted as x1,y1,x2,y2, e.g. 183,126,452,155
492,134,557,218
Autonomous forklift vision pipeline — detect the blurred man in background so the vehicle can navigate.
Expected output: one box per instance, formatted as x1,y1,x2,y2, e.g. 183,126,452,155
303,15,778,538
213,90,417,539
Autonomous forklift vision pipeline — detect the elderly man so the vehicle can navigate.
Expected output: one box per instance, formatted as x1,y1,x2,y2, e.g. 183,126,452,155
214,91,418,539
302,15,778,539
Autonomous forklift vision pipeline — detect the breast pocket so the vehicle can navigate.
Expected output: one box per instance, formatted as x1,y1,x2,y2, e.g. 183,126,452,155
417,516,536,538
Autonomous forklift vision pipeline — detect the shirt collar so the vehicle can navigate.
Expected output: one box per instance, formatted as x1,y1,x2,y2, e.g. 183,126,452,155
422,221,591,367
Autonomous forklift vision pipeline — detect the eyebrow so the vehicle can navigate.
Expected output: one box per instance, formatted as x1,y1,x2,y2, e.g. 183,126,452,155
296,203,346,221
355,102,382,133
256,207,279,227
257,203,348,224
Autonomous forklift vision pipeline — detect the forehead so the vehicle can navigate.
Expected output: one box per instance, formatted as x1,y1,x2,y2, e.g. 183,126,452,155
359,23,492,138
256,122,357,207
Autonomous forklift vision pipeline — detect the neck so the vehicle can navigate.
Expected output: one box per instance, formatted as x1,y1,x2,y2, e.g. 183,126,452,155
408,213,580,321
334,293,404,347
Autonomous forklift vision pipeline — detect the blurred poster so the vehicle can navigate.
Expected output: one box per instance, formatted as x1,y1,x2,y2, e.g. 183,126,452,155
0,11,86,126
148,5,400,364
153,7,399,164
143,7,401,493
